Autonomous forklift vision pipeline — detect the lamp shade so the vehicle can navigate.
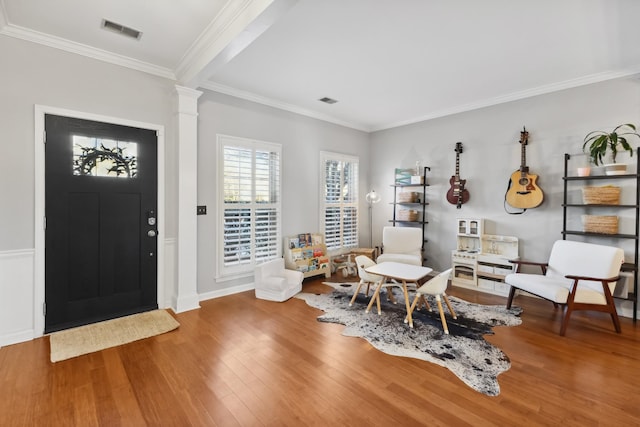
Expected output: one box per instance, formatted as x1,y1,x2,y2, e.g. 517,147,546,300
366,190,381,204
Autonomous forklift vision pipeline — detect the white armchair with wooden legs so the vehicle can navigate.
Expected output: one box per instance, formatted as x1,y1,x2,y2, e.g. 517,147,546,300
407,268,457,334
505,240,624,336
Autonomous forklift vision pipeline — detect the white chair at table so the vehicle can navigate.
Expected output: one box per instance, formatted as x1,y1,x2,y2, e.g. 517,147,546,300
376,226,423,266
352,255,388,307
407,268,457,334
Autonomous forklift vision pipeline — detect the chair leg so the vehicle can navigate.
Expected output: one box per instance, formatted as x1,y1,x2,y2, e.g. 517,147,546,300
419,295,431,311
405,292,422,324
366,282,383,314
349,281,365,306
560,305,573,336
604,290,622,333
386,287,397,304
506,286,517,309
610,310,622,333
442,293,457,319
435,295,449,334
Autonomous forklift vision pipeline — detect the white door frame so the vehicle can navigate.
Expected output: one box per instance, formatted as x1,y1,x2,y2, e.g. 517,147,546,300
33,105,166,337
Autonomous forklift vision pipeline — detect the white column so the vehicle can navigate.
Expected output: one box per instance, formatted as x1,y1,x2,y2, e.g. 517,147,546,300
174,85,203,312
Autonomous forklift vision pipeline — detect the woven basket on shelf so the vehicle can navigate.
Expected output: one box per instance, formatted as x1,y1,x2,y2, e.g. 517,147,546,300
581,215,619,234
582,186,621,205
397,192,419,203
397,209,418,221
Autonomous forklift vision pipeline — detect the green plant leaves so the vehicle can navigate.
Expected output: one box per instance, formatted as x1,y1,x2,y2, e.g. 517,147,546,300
583,124,639,166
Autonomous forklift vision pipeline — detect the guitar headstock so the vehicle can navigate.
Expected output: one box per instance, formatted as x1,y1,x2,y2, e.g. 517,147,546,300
455,142,463,154
519,127,529,145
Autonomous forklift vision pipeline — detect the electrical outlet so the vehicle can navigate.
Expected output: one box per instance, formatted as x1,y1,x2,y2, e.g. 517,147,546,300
197,205,207,215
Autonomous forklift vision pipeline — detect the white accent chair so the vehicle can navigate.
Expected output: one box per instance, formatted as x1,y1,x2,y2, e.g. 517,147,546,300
408,268,457,334
505,240,624,336
254,258,303,302
376,226,423,266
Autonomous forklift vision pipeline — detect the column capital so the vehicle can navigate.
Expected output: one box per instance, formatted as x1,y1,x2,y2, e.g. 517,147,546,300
174,85,203,116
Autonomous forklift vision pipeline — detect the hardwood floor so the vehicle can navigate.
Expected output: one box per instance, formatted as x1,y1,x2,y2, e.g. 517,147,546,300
1,274,639,426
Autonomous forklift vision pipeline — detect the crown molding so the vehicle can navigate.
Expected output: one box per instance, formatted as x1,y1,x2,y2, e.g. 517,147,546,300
0,23,176,80
375,67,640,132
200,81,370,132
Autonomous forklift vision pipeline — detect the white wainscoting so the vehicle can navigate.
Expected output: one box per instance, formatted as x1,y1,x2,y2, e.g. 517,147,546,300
0,249,35,347
1,238,177,347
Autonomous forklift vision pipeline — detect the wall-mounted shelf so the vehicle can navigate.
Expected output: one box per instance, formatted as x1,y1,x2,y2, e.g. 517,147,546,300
562,152,639,320
389,167,430,255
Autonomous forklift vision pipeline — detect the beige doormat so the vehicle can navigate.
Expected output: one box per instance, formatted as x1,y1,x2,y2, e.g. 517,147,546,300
49,309,179,362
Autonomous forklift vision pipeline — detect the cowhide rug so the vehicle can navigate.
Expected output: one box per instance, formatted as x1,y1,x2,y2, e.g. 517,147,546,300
295,282,522,396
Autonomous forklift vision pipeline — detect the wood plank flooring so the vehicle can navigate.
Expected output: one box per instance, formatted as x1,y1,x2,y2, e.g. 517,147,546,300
1,275,639,426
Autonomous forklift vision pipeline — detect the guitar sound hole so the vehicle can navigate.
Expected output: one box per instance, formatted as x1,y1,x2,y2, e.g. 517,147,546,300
518,177,530,186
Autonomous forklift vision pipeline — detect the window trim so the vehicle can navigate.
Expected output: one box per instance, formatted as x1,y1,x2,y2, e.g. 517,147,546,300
319,151,359,252
216,134,282,278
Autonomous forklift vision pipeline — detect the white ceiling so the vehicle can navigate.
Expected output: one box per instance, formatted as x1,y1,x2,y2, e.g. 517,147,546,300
2,0,640,132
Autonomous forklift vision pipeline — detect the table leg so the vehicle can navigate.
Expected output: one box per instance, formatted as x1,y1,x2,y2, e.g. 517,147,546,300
402,281,413,328
366,276,386,314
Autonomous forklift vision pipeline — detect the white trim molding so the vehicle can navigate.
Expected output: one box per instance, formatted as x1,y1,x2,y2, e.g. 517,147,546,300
174,86,203,313
0,249,35,346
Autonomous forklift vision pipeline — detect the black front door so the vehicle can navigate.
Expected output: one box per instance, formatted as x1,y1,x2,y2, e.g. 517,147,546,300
44,114,158,333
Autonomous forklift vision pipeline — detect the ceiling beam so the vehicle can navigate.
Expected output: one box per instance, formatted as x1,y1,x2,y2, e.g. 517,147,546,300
175,0,298,89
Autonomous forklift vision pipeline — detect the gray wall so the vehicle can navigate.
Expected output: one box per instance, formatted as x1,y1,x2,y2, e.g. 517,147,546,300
0,35,178,345
370,77,640,276
2,31,640,341
0,35,177,251
196,91,371,294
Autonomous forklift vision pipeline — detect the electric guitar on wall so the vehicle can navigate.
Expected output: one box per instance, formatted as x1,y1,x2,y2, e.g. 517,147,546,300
446,142,470,209
505,127,544,209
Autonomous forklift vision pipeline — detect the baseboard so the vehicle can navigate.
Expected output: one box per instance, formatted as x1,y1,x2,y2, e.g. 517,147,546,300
199,283,255,302
0,329,35,347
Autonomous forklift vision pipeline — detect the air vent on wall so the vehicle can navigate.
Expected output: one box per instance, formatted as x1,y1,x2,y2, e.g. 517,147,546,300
318,97,338,104
101,19,142,40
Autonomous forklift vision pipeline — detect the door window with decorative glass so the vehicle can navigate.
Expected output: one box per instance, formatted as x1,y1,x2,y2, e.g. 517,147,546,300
218,135,281,276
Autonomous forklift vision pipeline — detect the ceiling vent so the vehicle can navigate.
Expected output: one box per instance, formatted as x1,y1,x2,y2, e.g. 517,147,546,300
101,19,142,40
318,97,338,104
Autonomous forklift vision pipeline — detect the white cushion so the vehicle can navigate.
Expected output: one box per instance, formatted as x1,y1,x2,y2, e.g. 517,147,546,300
376,253,422,266
505,240,623,305
254,258,303,302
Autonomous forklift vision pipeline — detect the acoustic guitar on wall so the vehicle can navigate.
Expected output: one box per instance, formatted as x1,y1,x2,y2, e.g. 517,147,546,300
446,142,470,208
505,127,544,209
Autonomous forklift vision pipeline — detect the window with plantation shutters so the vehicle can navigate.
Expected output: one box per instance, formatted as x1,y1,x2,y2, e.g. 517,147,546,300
320,152,359,251
218,135,281,276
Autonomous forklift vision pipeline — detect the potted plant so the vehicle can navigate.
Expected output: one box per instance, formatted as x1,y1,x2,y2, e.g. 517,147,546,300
583,123,640,175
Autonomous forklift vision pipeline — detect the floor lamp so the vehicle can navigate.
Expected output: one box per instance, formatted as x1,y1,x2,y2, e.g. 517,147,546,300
366,190,381,248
